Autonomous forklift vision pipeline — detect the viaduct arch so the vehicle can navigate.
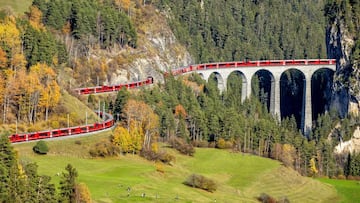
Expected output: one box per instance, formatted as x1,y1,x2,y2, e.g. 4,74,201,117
173,59,336,135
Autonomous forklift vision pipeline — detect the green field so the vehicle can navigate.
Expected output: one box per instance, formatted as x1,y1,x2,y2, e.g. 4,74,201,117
0,0,31,14
318,178,360,203
14,133,339,203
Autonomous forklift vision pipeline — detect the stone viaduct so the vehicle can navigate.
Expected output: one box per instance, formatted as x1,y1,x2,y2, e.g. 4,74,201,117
172,59,336,136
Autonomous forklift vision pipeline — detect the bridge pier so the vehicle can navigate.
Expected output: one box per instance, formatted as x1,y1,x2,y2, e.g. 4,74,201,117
301,73,313,136
270,75,281,120
192,59,336,136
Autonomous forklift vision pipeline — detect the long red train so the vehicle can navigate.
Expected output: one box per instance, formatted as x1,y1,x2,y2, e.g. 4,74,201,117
169,59,336,75
75,76,154,95
9,111,114,143
8,59,336,143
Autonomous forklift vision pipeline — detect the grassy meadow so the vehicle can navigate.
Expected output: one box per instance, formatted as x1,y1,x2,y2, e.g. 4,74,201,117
14,132,339,203
0,0,31,14
318,178,360,203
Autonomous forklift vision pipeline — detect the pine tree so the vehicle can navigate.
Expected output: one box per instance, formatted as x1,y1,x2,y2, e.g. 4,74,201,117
0,133,17,202
59,164,78,203
113,87,129,122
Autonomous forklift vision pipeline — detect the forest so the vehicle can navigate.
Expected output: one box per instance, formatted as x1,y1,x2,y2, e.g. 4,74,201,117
1,0,360,201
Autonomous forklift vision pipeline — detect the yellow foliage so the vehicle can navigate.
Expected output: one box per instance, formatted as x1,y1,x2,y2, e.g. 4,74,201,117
217,138,226,149
28,6,45,30
155,162,165,173
75,183,92,203
124,99,159,150
309,157,318,177
0,47,7,68
151,142,159,153
280,144,296,168
0,17,21,49
112,126,132,153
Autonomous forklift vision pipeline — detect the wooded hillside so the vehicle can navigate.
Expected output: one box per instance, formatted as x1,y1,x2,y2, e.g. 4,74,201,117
156,0,327,63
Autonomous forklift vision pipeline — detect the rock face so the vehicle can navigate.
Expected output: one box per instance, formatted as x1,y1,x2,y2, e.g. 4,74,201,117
101,8,193,85
327,18,358,117
335,126,360,154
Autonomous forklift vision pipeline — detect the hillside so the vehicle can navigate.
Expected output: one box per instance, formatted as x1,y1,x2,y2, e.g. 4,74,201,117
14,134,338,203
0,0,31,14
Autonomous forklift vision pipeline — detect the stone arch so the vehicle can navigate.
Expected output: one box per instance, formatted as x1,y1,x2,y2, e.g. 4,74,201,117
280,68,306,129
226,70,248,102
311,68,335,121
198,73,204,80
252,69,275,112
209,72,225,92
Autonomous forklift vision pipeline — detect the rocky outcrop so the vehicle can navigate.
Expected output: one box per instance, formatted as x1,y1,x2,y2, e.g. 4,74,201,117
327,18,357,117
99,8,193,86
335,126,360,154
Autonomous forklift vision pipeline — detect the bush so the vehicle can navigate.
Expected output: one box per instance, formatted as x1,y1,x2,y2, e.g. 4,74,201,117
33,140,49,155
257,193,277,203
216,138,226,149
155,162,165,173
184,174,217,192
257,193,289,203
74,140,82,145
89,141,120,157
140,149,175,164
169,137,195,156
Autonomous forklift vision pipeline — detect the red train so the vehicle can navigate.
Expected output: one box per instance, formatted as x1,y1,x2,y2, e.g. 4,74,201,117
75,77,154,95
170,59,336,75
8,111,114,143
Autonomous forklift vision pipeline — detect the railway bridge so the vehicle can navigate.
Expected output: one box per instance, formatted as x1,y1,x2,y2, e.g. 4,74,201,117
172,59,337,135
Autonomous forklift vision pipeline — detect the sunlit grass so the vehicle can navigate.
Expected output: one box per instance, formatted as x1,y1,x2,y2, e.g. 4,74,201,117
318,178,360,203
14,135,338,203
0,0,31,14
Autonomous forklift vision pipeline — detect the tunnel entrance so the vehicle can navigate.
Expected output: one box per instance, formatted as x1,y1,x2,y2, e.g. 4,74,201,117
311,69,334,121
280,69,305,129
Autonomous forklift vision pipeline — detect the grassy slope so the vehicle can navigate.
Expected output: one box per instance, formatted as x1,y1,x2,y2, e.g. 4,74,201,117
0,0,31,14
318,178,360,203
15,134,338,203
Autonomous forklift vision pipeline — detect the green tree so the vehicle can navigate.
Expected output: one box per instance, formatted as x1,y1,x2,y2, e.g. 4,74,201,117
59,164,78,203
33,140,49,154
113,87,130,122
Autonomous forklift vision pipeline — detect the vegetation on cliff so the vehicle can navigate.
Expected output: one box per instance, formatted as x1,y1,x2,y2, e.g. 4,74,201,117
156,0,327,63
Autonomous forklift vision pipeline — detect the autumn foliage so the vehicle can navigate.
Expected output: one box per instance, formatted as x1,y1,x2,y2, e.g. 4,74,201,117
112,99,159,154
0,16,61,125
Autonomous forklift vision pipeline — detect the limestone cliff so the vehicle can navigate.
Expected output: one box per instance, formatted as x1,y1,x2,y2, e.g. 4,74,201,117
327,19,359,117
89,7,193,86
335,126,360,154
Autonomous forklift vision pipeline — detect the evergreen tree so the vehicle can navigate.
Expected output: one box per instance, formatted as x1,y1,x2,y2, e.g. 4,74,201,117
0,133,17,202
113,87,130,122
59,164,78,203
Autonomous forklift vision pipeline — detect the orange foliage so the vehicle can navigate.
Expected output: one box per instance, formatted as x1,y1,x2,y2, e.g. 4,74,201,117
0,48,7,69
28,6,45,30
175,104,187,118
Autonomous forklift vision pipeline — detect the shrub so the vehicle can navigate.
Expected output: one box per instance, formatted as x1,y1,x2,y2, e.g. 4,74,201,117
169,137,195,156
155,162,165,173
216,138,226,149
183,174,217,192
257,193,277,203
140,149,175,164
89,141,120,157
33,140,49,155
74,140,82,145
